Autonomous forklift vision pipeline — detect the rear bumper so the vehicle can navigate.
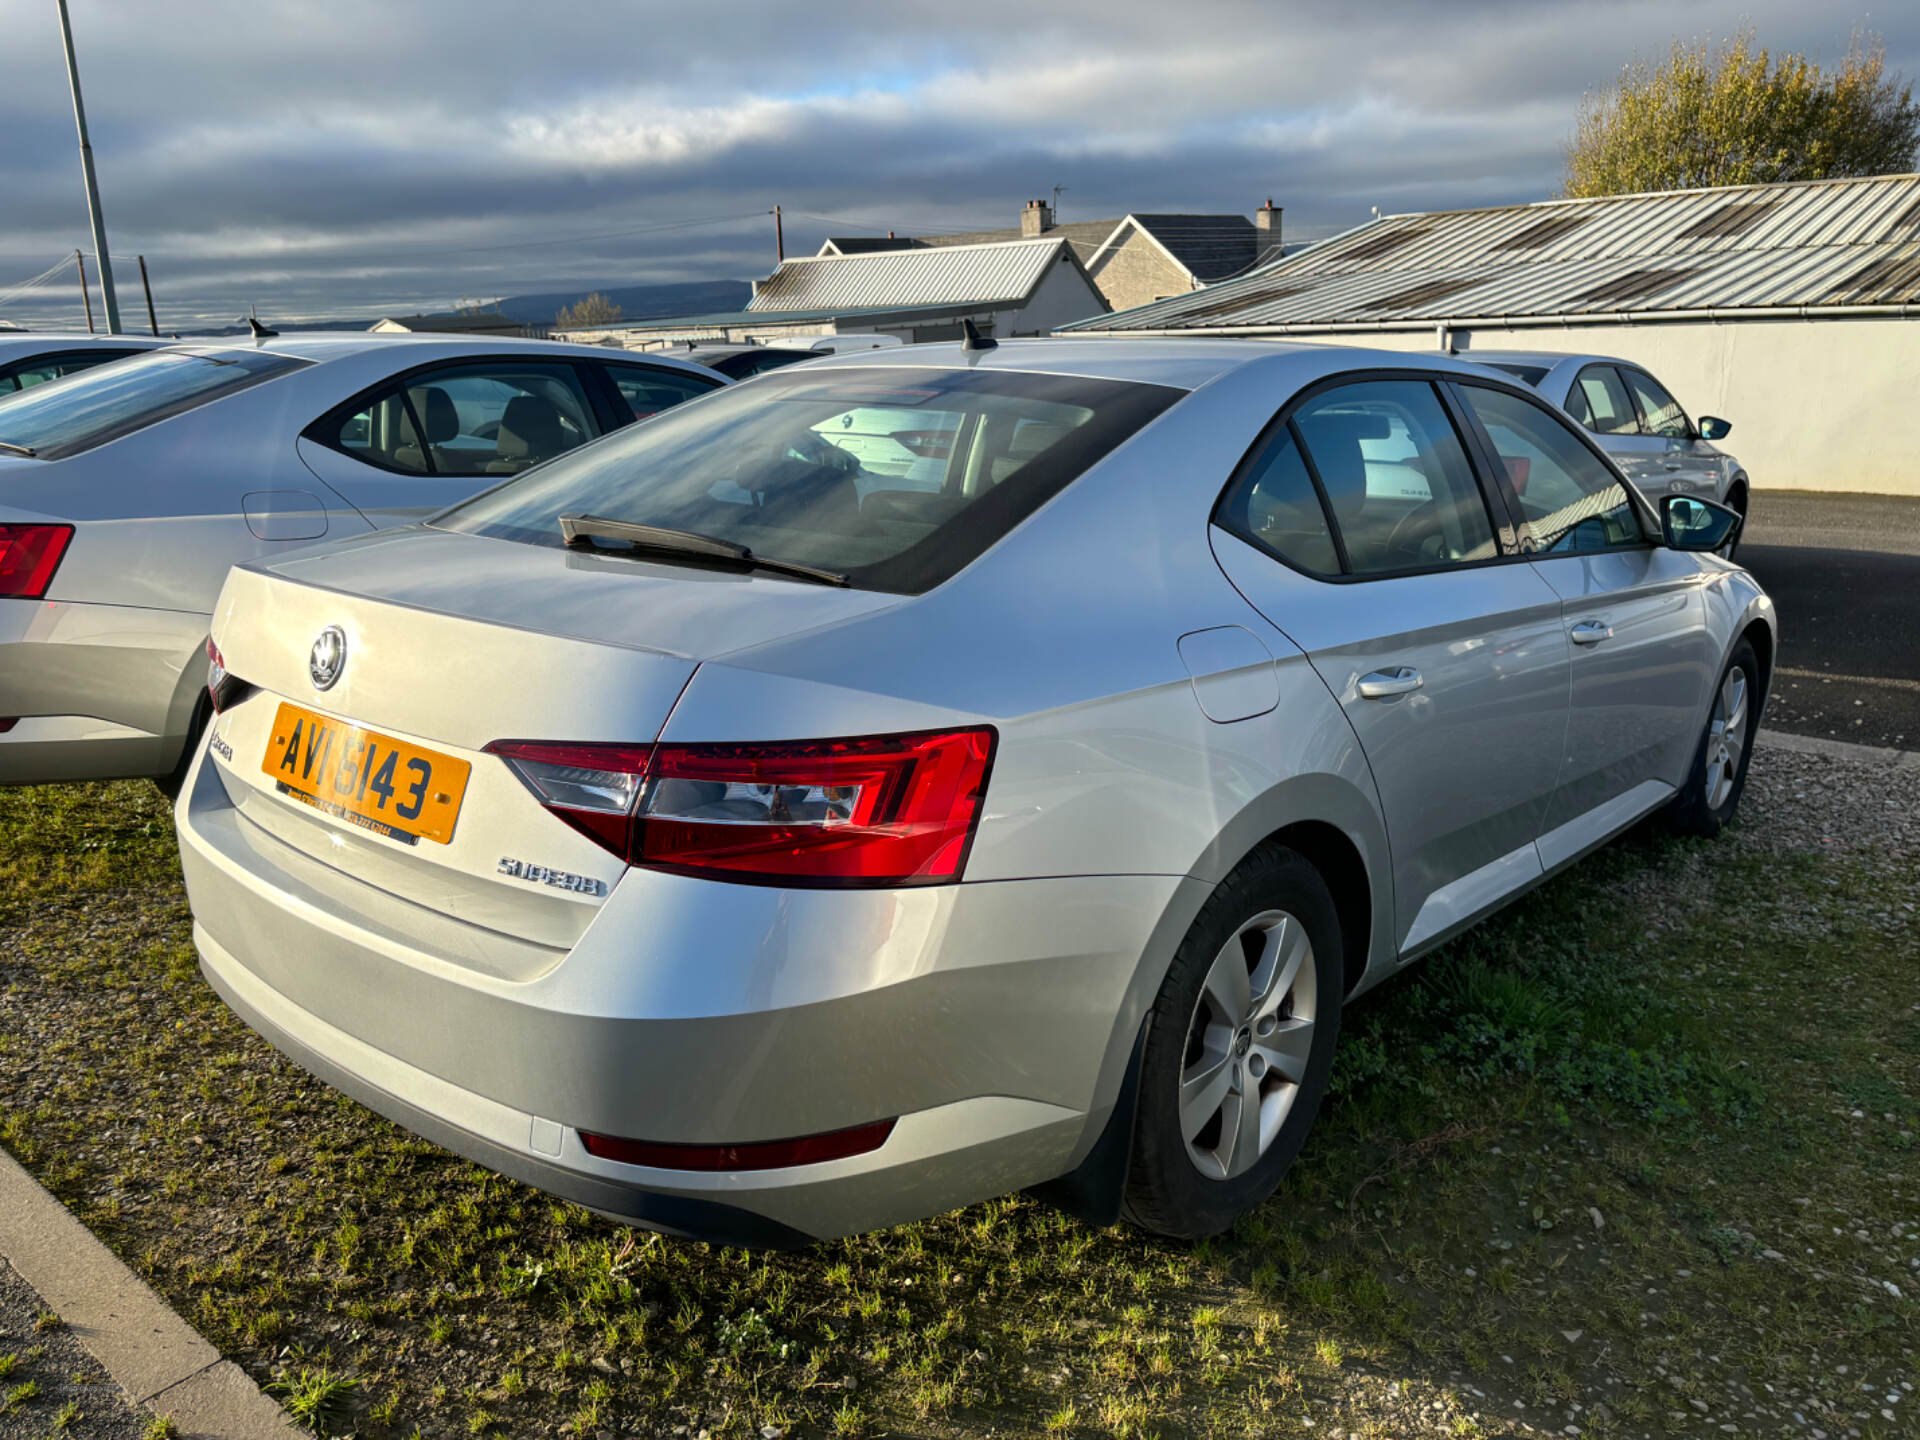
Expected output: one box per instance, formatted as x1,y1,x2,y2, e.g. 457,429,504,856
0,597,205,784
175,738,1195,1241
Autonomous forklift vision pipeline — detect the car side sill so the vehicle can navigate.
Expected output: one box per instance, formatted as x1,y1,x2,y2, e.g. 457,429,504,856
1398,778,1675,965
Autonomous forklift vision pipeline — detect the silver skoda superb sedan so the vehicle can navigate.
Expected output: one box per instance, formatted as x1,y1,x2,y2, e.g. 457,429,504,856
175,338,1772,1246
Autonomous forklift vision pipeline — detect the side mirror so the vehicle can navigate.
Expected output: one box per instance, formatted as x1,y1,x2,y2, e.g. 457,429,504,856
1660,494,1742,552
1697,415,1732,441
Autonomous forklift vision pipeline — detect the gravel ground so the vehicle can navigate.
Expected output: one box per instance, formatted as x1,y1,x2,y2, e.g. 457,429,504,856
0,1258,150,1440
1740,734,1920,855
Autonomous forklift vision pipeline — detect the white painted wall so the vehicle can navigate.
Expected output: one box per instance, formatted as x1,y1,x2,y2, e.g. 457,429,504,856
1007,256,1108,336
1299,317,1920,496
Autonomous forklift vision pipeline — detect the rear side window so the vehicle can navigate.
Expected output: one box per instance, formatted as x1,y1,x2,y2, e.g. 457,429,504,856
0,348,142,393
313,362,600,478
437,366,1183,594
1566,365,1640,436
603,363,721,420
1457,384,1644,554
0,349,304,460
1288,381,1499,575
1216,424,1341,575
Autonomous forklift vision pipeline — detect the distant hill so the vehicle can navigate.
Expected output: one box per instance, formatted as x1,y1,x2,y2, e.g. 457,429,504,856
498,280,750,326
180,278,753,336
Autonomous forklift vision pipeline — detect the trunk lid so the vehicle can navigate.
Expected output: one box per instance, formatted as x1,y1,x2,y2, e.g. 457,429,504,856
203,525,903,958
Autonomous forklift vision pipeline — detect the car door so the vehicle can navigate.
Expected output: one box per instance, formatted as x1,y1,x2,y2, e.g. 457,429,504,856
295,358,606,523
1451,380,1718,865
1618,366,1724,503
1209,375,1571,955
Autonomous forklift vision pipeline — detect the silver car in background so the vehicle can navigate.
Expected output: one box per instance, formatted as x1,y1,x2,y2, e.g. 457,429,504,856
0,332,173,391
175,338,1772,1245
0,334,721,789
1470,350,1749,522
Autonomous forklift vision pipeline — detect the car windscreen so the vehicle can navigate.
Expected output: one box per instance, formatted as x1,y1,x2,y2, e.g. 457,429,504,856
0,348,307,460
435,366,1185,593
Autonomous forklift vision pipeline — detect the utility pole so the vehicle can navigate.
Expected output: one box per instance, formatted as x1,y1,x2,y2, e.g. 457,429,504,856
56,0,121,333
75,249,95,332
137,254,158,334
773,205,784,262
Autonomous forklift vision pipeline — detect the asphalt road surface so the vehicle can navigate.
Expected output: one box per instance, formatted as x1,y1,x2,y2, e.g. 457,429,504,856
1738,491,1920,751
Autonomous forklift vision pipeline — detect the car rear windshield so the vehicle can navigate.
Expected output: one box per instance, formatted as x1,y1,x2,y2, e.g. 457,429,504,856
435,365,1185,593
0,348,307,460
1485,362,1551,387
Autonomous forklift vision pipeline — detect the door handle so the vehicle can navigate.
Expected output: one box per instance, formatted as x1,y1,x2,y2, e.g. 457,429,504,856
1570,620,1613,645
1662,460,1685,470
1357,666,1423,699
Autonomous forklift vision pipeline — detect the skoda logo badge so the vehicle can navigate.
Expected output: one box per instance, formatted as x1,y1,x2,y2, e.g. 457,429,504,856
309,626,347,691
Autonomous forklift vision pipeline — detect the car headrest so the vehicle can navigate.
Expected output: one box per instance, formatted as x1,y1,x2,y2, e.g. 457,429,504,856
1295,413,1372,519
408,386,459,445
495,395,565,460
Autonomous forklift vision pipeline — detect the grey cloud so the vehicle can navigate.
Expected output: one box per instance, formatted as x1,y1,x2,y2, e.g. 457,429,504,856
0,0,1914,327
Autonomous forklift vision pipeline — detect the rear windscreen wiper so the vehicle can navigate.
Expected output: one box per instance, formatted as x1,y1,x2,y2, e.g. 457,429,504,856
0,441,37,458
558,513,849,587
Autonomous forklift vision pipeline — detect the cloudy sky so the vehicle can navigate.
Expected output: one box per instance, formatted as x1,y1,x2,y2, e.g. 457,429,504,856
1,0,1914,330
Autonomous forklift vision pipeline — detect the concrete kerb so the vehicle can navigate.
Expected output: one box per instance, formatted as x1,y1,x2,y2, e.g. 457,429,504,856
1755,727,1920,769
0,1147,297,1439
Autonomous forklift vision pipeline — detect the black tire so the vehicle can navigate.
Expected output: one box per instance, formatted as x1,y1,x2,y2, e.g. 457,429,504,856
1721,484,1749,560
1122,844,1344,1239
1665,639,1760,838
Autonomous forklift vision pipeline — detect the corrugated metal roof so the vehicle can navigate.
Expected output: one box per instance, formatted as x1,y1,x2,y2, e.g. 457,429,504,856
749,238,1068,312
1066,172,1920,332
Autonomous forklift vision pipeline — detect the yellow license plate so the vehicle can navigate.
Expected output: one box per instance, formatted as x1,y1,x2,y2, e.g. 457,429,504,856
260,702,471,846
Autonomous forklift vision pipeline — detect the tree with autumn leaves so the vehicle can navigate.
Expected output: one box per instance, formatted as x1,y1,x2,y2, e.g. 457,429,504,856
1566,29,1920,198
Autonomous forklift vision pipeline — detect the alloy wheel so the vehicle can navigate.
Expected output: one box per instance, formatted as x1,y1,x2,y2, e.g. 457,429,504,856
1704,666,1748,811
1179,908,1318,1181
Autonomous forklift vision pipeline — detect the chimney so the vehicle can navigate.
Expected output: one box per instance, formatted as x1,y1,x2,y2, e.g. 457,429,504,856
1022,198,1054,237
1255,198,1284,263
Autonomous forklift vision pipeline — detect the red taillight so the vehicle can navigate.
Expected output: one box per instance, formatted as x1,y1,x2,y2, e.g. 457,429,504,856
580,1118,896,1172
485,727,996,888
204,637,254,714
0,524,73,600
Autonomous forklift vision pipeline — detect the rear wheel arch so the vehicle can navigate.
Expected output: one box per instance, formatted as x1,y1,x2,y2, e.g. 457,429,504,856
1259,819,1371,998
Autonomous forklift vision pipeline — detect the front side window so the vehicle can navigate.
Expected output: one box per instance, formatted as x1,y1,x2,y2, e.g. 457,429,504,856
1621,368,1693,440
1566,365,1640,436
603,364,721,420
437,366,1182,594
0,348,304,460
316,362,599,477
1289,381,1499,574
1457,384,1643,554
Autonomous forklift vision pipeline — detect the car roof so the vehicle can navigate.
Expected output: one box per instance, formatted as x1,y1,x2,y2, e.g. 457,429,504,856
797,335,1528,392
151,331,720,376
0,333,173,364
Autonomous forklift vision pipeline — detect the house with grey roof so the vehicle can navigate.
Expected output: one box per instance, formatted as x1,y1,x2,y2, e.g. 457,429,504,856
1065,173,1920,496
559,234,1106,350
819,199,1286,311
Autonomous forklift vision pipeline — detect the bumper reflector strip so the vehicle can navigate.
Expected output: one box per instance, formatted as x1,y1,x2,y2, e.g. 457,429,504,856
580,1118,897,1172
